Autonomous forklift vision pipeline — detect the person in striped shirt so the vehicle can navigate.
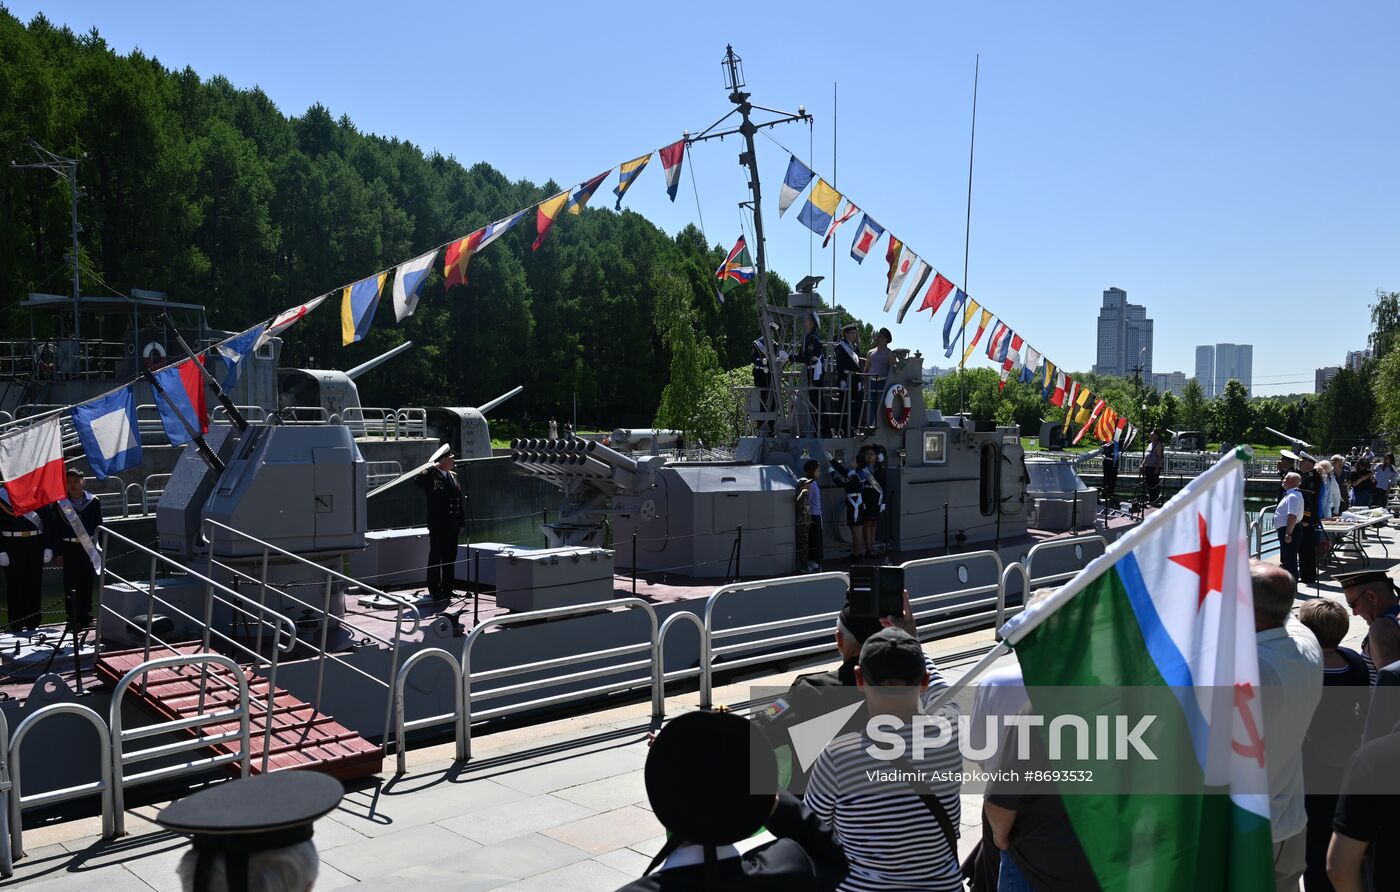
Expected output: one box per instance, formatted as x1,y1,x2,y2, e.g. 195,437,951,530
804,627,964,892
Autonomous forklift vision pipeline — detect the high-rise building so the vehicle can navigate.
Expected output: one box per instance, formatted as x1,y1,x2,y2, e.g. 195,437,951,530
1093,287,1153,378
1195,346,1215,397
1315,367,1341,393
1150,371,1188,397
1195,343,1253,397
1346,349,1371,372
1212,343,1253,397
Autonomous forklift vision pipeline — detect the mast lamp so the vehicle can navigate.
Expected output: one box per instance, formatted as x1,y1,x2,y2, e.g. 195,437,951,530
721,45,745,93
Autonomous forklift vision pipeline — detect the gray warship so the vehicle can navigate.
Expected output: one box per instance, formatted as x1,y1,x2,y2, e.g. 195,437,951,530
0,45,1121,873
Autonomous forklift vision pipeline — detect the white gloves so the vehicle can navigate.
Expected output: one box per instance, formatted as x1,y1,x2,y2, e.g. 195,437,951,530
0,553,9,568
777,350,790,364
42,549,52,564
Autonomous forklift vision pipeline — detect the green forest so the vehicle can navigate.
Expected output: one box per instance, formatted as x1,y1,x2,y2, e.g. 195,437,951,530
0,9,832,430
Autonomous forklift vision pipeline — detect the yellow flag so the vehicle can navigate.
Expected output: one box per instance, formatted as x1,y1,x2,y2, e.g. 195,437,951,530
962,308,993,367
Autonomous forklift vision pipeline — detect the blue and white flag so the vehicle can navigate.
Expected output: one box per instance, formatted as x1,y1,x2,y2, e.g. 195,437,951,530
778,156,814,217
942,289,968,358
392,249,437,322
71,387,142,479
214,324,266,390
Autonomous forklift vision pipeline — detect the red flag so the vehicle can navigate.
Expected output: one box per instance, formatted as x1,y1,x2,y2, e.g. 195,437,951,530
0,417,65,514
443,229,486,290
919,273,956,314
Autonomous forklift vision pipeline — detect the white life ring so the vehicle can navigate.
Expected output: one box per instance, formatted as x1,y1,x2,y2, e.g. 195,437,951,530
883,384,911,430
142,341,167,368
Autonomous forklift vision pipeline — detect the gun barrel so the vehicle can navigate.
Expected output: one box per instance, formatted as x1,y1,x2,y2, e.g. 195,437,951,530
477,385,523,416
346,341,414,379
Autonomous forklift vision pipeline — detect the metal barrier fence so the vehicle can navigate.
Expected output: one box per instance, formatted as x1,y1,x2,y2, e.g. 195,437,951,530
0,709,9,877
109,653,251,837
1252,508,1280,559
393,647,466,775
8,702,113,861
460,599,660,761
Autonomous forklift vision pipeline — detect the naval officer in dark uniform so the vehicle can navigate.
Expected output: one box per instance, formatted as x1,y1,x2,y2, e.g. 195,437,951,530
414,450,465,600
43,468,103,629
833,323,864,436
751,321,788,435
796,312,825,437
0,482,48,633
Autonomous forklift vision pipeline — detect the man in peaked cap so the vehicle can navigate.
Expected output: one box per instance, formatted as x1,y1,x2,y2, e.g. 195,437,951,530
1335,565,1400,682
1295,453,1322,585
618,708,848,891
158,770,343,892
414,447,465,601
833,323,865,437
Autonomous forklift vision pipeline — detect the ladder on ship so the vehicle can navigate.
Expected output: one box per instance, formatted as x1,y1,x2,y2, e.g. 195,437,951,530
92,523,425,780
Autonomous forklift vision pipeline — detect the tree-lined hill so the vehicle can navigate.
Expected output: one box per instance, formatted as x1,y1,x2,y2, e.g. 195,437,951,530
0,10,802,427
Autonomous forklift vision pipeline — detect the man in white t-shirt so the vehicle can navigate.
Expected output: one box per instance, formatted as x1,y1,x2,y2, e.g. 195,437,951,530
1275,472,1304,581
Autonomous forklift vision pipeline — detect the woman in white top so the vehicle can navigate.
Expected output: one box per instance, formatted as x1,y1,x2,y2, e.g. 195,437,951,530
1316,460,1341,520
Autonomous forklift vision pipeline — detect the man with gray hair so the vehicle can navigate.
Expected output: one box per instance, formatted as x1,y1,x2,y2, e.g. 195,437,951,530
1249,559,1323,892
1274,472,1304,581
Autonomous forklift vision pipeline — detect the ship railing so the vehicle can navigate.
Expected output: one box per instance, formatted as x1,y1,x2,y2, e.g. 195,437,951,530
698,572,851,709
900,551,1008,637
342,406,428,440
143,474,171,512
733,370,887,439
366,461,403,489
108,653,251,837
277,406,330,425
201,519,425,751
96,525,298,776
0,707,10,875
998,536,1110,626
7,702,113,862
393,537,1107,768
1251,508,1281,560
5,406,81,453
210,405,268,425
460,599,660,761
391,647,465,775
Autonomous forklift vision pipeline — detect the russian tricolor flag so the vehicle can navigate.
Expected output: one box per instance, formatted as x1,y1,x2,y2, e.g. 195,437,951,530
152,359,209,446
0,417,66,514
659,139,686,202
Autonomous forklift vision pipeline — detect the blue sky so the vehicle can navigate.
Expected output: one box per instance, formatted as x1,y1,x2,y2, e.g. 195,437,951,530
11,1,1398,395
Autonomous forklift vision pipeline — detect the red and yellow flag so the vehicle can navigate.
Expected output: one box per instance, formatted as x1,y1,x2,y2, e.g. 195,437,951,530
532,190,570,251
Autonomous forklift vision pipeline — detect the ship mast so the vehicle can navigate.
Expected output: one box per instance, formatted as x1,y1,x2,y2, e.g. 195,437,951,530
687,46,811,426
12,140,85,365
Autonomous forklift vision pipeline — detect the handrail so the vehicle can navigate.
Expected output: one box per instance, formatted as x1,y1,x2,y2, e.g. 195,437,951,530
99,525,296,773
460,598,659,760
109,653,251,837
100,527,298,654
9,702,114,860
998,562,1030,629
202,518,423,751
1024,535,1107,589
393,647,465,774
202,519,423,635
700,571,850,709
142,473,171,513
0,707,10,877
657,611,706,718
898,551,1006,636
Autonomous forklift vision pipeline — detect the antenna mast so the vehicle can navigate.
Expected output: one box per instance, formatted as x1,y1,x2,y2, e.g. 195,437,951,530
689,46,811,432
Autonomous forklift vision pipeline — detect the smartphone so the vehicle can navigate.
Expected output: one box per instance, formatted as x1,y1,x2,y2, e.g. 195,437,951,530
847,565,905,619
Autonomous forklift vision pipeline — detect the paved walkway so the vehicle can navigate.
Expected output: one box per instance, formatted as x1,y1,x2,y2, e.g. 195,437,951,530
3,525,1388,890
